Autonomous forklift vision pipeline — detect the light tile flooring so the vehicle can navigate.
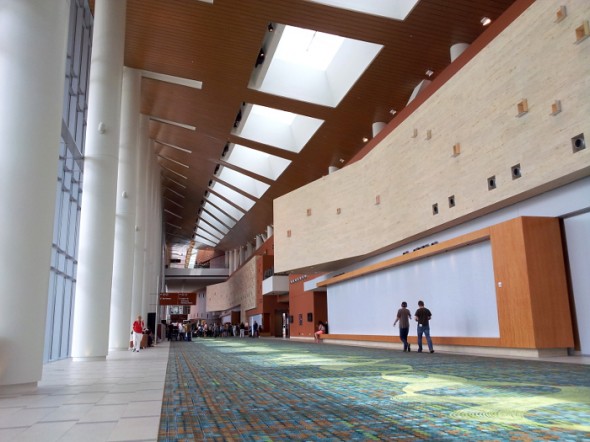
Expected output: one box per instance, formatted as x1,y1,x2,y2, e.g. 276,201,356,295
0,340,588,442
0,342,169,442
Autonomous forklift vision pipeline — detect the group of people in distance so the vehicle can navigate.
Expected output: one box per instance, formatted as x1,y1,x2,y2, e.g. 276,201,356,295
314,300,434,353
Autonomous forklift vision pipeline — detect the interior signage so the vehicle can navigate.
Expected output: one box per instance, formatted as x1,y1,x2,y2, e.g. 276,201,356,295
159,292,197,305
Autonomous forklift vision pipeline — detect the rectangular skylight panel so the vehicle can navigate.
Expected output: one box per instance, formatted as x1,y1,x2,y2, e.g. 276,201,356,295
201,227,223,242
275,27,343,71
202,202,237,228
206,194,245,222
194,238,216,248
200,212,230,234
237,104,324,153
251,104,296,125
226,144,291,181
196,227,221,243
307,0,419,21
210,181,256,212
217,168,270,199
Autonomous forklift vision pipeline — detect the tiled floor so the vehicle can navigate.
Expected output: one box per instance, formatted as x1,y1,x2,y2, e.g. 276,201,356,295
0,340,588,442
0,342,169,442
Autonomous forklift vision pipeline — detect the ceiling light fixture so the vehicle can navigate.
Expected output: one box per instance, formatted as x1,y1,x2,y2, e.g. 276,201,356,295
157,154,190,168
164,187,185,198
362,137,369,142
481,17,492,26
141,70,203,89
425,69,434,77
162,166,188,180
164,209,182,219
389,109,397,115
153,139,192,154
149,116,196,131
165,197,184,208
163,177,186,189
255,48,266,67
268,23,275,32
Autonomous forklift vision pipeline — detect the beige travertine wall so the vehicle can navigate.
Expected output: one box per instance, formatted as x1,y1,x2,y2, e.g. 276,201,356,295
206,256,259,318
274,0,590,273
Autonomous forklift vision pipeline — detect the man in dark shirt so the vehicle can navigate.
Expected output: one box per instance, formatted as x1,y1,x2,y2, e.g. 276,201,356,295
414,300,434,353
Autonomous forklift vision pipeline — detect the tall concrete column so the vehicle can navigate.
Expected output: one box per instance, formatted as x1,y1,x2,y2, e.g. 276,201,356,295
142,153,161,315
151,157,163,313
109,68,140,350
131,116,149,327
0,0,69,389
72,0,127,359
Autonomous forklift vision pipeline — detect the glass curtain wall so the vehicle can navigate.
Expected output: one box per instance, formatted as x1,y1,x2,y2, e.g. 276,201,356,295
44,0,93,363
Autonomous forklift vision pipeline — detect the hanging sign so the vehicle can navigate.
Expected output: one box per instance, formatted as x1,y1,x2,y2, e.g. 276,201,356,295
159,292,197,305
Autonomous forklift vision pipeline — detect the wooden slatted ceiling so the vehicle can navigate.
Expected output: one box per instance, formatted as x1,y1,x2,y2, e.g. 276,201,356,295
89,0,518,263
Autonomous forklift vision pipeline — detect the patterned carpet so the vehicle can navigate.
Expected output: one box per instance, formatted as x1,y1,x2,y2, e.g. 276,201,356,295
158,339,590,441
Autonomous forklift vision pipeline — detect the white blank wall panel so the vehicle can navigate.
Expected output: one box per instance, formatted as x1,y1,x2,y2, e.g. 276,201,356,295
564,212,590,355
327,241,499,337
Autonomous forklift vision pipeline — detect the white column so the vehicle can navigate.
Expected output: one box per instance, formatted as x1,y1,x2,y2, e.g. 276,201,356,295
131,116,148,327
256,235,263,249
0,0,69,388
109,68,140,350
72,0,126,359
142,153,162,315
267,225,274,239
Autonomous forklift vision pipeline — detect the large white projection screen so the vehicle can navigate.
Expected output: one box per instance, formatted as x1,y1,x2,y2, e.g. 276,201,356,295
327,241,499,338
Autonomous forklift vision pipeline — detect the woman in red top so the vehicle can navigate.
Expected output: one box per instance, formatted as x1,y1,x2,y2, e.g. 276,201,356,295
132,315,144,352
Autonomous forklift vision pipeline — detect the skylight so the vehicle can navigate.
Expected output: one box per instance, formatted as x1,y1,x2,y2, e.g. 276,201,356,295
275,27,343,71
307,0,420,21
201,201,237,228
210,181,256,212
217,167,270,199
234,104,323,153
200,211,230,234
225,143,291,181
206,194,245,222
195,228,220,245
249,24,383,107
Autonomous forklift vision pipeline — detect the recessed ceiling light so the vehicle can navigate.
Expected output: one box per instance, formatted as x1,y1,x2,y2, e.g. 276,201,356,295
481,17,492,26
362,137,369,142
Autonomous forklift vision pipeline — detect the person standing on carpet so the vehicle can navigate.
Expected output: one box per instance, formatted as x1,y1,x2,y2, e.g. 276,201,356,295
132,315,144,352
393,301,412,352
414,300,434,353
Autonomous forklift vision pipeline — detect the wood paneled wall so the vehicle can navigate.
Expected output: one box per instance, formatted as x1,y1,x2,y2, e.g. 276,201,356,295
320,217,574,350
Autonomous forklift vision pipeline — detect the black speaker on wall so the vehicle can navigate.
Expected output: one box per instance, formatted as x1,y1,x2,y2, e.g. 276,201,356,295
307,312,313,322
